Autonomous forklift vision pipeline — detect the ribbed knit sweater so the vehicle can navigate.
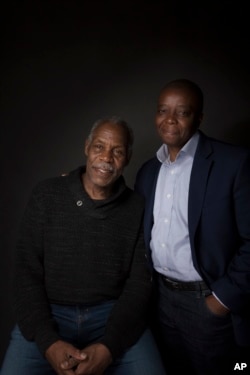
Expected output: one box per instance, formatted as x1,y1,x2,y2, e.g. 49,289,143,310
13,166,152,359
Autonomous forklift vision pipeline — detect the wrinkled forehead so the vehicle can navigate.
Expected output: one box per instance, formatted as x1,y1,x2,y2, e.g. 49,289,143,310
158,86,203,111
158,86,202,112
92,122,128,146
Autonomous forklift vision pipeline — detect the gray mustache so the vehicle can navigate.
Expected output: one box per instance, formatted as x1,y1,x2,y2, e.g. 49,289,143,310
94,163,114,172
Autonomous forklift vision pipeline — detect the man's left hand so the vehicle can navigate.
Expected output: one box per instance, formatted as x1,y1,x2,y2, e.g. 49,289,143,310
60,343,112,375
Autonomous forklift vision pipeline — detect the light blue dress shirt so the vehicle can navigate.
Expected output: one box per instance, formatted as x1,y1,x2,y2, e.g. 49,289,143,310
150,131,202,281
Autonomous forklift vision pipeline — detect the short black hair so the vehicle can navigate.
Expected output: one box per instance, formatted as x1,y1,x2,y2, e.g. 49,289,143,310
160,78,204,113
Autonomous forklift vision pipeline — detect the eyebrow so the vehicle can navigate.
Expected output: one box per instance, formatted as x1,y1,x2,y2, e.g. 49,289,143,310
92,137,126,148
157,104,192,109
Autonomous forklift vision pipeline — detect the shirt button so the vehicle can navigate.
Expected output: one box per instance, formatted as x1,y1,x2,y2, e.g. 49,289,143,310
76,200,83,206
161,243,165,248
167,194,171,199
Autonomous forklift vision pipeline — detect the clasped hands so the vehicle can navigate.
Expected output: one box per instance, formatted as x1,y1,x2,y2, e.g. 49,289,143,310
45,340,112,375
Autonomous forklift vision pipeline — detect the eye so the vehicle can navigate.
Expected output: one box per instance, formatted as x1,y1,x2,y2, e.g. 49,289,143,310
93,143,103,151
157,108,166,115
114,148,125,157
177,110,190,117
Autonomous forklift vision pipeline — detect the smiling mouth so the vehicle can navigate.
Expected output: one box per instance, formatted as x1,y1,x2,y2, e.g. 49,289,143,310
161,129,178,136
99,168,112,173
94,167,113,175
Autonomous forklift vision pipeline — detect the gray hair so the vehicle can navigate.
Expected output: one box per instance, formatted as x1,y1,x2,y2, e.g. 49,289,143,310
87,116,134,156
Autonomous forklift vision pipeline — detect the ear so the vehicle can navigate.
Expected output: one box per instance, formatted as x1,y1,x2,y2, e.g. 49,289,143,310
198,112,204,124
196,112,204,128
125,150,132,166
84,139,90,156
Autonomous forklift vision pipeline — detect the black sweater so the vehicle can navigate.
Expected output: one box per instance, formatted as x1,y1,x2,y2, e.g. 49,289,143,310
13,166,152,359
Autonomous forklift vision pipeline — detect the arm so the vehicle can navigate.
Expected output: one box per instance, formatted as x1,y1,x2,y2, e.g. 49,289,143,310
212,150,250,313
98,222,152,359
13,183,60,354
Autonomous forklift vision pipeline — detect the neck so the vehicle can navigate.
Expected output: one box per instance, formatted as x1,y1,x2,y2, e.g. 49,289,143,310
168,149,179,162
81,174,113,200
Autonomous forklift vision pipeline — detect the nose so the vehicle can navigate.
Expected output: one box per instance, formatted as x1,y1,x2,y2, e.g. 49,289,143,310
166,113,176,124
100,148,113,162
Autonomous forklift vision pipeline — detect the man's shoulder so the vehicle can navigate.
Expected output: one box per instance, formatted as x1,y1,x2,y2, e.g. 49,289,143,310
139,156,159,170
123,185,145,206
31,167,80,196
199,131,250,156
134,157,160,195
33,174,67,191
136,157,160,180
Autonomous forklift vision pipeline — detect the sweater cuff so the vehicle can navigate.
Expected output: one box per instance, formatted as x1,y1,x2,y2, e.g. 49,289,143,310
35,329,61,356
99,338,122,360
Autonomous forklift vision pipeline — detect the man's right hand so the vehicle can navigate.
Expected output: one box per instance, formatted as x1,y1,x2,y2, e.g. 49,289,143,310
61,343,112,375
45,340,87,374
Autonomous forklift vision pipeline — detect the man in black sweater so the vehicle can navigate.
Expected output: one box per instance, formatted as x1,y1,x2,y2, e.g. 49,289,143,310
1,117,166,375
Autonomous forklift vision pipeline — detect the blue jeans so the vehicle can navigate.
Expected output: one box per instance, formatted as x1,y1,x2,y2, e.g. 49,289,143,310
1,301,166,375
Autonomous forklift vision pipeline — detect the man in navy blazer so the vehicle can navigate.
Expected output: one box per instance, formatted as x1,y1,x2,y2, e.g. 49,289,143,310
135,79,250,374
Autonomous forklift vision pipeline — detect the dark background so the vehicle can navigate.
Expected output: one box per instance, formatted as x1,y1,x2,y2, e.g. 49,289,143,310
1,0,250,366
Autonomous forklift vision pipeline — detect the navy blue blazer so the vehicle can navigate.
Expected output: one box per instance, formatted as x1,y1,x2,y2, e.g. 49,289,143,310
135,130,250,346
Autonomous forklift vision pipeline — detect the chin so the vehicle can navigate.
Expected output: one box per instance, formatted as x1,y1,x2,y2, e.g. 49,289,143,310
94,178,114,188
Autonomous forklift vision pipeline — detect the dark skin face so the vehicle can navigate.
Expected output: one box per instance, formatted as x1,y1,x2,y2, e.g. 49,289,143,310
155,87,203,161
83,122,130,200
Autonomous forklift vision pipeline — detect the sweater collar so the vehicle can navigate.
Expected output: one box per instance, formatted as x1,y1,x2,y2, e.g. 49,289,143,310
67,166,128,209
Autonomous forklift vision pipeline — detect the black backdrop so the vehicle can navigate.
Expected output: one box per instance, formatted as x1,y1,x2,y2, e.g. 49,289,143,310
1,0,250,366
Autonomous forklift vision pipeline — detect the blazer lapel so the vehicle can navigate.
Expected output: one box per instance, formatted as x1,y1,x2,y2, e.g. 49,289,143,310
188,132,213,249
144,158,161,248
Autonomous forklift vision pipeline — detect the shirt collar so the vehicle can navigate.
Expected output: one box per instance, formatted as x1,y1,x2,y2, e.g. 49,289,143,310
156,131,200,163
